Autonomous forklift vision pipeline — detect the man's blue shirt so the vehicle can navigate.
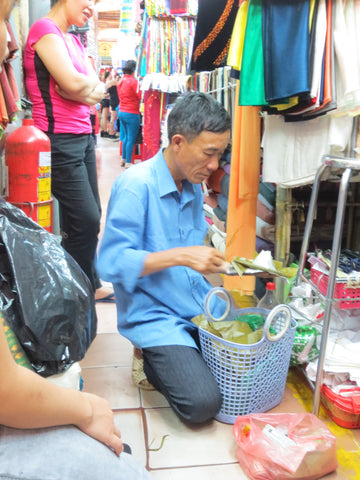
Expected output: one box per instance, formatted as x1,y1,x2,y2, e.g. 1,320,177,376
97,150,216,349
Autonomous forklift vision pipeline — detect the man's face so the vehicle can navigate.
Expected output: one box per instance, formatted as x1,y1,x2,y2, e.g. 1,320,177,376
174,130,231,185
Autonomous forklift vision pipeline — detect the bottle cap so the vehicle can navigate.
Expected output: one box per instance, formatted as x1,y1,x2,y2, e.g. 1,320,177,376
266,282,276,290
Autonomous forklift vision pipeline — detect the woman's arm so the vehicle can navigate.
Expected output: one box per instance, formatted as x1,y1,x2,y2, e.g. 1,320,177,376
34,33,102,104
0,325,123,455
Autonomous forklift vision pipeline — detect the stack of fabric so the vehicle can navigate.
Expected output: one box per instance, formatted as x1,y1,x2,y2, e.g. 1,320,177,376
203,148,276,257
0,21,20,138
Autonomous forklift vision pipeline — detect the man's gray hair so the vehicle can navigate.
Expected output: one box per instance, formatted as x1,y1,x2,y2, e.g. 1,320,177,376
167,92,231,143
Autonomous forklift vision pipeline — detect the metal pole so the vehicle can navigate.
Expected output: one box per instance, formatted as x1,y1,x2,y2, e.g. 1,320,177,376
312,167,352,415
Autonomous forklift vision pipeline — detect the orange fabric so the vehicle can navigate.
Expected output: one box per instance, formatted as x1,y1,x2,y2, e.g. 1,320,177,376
224,81,261,294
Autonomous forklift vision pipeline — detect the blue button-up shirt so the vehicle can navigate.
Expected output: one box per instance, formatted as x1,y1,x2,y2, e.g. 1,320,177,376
97,150,219,349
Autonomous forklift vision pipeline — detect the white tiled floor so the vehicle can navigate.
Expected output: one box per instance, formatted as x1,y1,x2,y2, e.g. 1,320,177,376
79,136,360,479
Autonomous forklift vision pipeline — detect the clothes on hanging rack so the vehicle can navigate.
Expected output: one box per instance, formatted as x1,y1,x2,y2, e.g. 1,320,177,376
261,112,354,187
0,21,20,136
190,0,238,72
229,0,360,118
145,0,198,17
137,10,196,76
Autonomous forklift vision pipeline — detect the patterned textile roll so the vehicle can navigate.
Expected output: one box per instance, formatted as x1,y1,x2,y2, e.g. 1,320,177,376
190,0,238,72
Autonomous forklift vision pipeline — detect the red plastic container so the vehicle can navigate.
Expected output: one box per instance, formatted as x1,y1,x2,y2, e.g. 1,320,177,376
321,384,360,429
310,266,360,309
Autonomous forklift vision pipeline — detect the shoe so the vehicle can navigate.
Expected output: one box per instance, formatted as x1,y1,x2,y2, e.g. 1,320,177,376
125,162,132,169
132,349,155,391
100,131,109,138
107,134,118,139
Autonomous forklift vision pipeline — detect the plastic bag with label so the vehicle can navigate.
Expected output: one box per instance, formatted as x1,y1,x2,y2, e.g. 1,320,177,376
233,412,337,480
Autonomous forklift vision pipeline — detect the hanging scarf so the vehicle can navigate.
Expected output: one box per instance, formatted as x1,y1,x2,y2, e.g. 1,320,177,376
190,0,238,72
239,0,267,106
262,0,310,103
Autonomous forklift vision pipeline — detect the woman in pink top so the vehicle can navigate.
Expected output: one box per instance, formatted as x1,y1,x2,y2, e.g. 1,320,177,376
0,3,151,479
117,60,142,167
24,0,113,301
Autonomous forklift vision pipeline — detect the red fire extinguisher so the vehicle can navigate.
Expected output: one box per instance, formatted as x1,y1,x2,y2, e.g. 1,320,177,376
5,118,53,233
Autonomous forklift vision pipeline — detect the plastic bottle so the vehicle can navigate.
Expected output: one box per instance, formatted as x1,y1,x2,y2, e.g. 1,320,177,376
257,282,279,309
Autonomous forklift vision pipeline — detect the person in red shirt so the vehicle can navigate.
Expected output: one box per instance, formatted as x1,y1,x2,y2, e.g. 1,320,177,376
117,60,141,168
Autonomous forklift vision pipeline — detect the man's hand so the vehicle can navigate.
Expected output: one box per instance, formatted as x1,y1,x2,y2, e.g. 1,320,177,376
180,245,229,274
141,246,229,277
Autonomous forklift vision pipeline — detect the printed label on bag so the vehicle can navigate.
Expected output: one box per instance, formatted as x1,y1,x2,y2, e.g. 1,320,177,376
263,424,296,448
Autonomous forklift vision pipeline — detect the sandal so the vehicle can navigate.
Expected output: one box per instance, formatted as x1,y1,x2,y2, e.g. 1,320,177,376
132,349,155,391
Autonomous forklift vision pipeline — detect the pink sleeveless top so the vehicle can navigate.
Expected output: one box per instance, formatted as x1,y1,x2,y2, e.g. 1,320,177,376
24,18,92,134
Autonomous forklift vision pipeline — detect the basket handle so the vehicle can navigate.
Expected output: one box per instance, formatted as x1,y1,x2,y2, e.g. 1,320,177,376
203,287,231,322
264,304,292,342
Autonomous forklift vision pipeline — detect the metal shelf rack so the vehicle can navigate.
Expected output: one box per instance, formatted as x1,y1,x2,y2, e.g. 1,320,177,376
295,116,360,416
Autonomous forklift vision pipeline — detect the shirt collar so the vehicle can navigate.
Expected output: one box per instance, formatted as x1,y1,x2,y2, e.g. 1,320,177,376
154,150,196,203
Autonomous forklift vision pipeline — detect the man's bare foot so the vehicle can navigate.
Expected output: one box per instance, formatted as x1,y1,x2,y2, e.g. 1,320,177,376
95,286,115,302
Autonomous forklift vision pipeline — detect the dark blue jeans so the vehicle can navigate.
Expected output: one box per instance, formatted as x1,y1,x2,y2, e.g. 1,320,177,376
119,111,140,163
48,133,101,291
142,343,222,424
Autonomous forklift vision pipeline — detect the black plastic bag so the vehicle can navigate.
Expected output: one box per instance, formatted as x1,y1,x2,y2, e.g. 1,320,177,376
0,199,97,377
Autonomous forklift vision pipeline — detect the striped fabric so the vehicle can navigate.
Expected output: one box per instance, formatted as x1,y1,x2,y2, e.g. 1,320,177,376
120,0,135,35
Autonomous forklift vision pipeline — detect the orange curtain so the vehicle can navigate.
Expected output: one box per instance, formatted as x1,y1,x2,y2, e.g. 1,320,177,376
224,80,261,295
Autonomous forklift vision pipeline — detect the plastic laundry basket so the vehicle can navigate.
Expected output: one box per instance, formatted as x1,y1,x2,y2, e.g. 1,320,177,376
199,287,297,424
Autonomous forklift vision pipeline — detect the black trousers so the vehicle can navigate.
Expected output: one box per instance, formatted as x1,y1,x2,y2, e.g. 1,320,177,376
48,133,101,291
142,344,222,424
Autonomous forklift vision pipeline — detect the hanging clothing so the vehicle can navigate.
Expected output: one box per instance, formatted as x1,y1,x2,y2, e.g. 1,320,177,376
0,21,20,131
262,0,310,103
227,0,249,72
167,0,188,14
119,0,135,36
333,0,360,114
142,89,162,160
261,113,353,187
138,13,196,76
238,0,266,106
190,0,238,72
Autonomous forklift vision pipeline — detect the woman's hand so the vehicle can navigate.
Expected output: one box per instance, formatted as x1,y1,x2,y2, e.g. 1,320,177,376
77,392,124,456
55,82,104,106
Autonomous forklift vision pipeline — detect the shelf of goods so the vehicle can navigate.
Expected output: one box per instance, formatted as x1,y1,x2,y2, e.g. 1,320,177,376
295,125,360,419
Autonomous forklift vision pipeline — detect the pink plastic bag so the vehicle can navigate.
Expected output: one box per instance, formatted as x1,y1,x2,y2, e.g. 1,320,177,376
233,413,338,480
